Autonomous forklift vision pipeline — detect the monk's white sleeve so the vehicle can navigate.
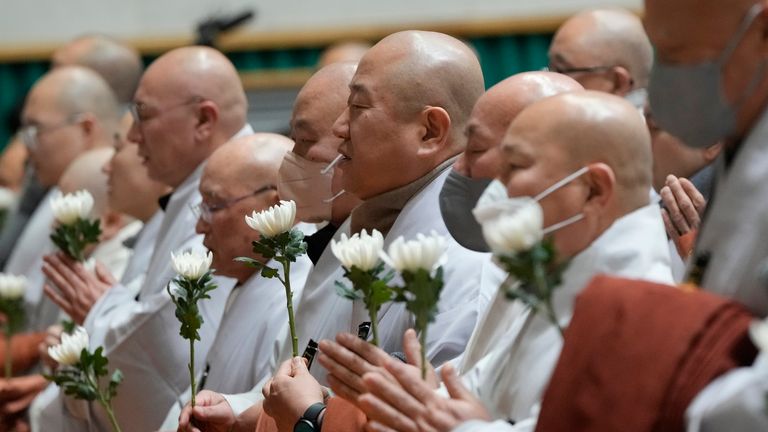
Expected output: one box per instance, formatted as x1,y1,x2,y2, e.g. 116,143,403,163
686,352,768,431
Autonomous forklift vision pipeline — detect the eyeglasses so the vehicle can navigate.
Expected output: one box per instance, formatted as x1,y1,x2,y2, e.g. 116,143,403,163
544,64,615,76
19,115,82,151
191,185,277,223
129,97,202,126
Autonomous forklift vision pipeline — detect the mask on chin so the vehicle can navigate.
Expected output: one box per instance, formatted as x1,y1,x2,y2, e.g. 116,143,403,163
438,170,492,252
278,152,339,223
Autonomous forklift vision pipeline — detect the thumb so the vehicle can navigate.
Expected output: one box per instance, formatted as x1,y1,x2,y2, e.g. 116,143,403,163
441,363,473,401
292,356,309,376
402,329,422,368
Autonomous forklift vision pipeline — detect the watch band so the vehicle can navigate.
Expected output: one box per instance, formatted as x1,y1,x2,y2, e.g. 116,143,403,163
294,402,326,431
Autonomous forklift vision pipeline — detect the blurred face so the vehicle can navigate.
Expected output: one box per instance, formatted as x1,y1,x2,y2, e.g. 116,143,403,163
498,119,592,258
195,174,278,282
21,86,86,187
644,0,768,135
644,107,707,191
103,114,167,219
459,95,509,179
332,54,423,200
291,80,360,222
127,76,202,188
548,28,618,93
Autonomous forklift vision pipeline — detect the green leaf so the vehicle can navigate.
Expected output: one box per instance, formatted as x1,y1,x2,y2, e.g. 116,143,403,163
261,266,279,279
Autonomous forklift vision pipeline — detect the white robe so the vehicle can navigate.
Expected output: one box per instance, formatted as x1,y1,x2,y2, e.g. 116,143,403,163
452,204,673,432
223,165,498,413
35,163,236,432
682,108,768,431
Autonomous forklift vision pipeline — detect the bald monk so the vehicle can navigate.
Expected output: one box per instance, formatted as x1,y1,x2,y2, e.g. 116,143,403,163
6,66,119,311
3,148,139,431
439,71,582,252
36,46,250,431
643,0,768,429
249,72,584,432
177,62,361,430
52,34,143,104
549,8,652,106
180,30,498,432
353,91,673,432
158,134,312,429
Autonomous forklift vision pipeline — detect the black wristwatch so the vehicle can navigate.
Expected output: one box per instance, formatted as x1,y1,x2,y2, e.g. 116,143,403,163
294,402,326,432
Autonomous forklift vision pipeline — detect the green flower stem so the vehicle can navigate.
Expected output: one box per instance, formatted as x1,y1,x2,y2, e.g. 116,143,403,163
533,260,564,337
189,339,197,407
279,259,299,357
4,331,12,378
89,371,122,432
369,306,379,347
419,327,428,380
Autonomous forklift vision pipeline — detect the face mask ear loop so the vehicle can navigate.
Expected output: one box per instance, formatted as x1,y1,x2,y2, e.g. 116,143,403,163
534,166,590,202
717,3,766,66
542,213,585,235
323,190,346,203
321,154,344,175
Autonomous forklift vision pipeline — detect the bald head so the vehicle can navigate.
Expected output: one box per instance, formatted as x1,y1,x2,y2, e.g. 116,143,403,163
198,133,294,282
500,91,652,257
461,71,582,178
550,8,653,93
292,62,356,161
370,30,484,140
141,46,247,135
53,34,143,104
129,46,248,188
205,133,294,191
318,41,371,68
59,148,114,218
22,66,120,186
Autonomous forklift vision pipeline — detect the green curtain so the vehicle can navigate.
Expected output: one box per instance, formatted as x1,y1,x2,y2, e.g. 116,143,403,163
0,32,552,151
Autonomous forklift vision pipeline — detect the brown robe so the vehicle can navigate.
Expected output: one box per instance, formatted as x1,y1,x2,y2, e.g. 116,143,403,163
535,275,758,432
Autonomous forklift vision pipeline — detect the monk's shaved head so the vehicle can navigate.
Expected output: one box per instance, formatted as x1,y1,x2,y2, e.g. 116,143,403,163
140,46,247,136
550,8,652,92
28,66,120,128
507,91,651,211
22,66,120,186
205,133,294,195
334,31,485,200
53,34,143,103
461,71,583,178
59,148,115,217
364,30,484,141
198,133,294,282
130,46,248,188
501,90,652,257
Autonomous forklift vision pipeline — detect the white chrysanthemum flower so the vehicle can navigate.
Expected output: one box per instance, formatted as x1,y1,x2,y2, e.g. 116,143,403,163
244,200,296,238
380,231,448,274
474,196,544,255
171,250,213,280
0,273,27,300
0,187,17,210
48,326,89,367
331,229,385,272
749,317,768,353
50,190,94,225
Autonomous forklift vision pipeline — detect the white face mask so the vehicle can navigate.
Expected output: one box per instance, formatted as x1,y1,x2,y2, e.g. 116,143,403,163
474,166,589,236
277,153,345,223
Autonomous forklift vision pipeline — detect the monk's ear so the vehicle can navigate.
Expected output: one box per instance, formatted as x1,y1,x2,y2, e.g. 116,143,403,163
417,106,451,156
583,163,615,210
76,113,97,148
194,100,219,141
610,66,634,96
